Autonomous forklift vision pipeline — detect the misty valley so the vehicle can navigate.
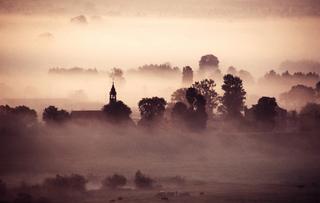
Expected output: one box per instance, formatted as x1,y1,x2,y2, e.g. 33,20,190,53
1,1,320,202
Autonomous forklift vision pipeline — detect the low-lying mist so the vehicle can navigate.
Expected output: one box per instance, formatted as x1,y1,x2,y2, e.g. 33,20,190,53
1,121,319,188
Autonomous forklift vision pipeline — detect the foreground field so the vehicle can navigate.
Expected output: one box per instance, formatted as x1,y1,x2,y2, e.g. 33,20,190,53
80,182,320,203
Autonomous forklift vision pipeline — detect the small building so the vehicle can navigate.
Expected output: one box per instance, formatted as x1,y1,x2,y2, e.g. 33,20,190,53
70,82,117,121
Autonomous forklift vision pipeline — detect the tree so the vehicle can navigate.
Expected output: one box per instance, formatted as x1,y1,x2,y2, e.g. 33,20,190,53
220,74,246,118
109,68,125,84
192,79,219,116
138,97,167,126
171,102,188,125
134,170,154,189
182,66,193,85
279,84,316,110
316,81,320,94
102,101,132,123
185,87,208,131
0,105,37,136
102,174,127,189
42,106,70,124
199,54,221,79
186,87,198,108
299,103,320,131
199,54,219,69
171,88,188,105
253,97,278,127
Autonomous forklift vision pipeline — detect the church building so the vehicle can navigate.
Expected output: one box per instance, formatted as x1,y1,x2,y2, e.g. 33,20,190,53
70,83,117,120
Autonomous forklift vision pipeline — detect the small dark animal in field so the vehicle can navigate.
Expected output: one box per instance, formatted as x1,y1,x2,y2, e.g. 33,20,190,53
199,192,205,195
161,197,169,201
109,199,116,202
297,184,305,189
118,197,123,200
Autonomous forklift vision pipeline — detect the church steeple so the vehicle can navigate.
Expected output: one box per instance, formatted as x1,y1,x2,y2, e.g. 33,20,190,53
109,82,117,104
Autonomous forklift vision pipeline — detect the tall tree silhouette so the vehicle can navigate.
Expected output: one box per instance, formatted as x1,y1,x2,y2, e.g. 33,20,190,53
220,74,246,118
42,106,70,124
171,88,188,106
182,66,193,85
138,97,167,126
171,102,188,126
192,79,219,116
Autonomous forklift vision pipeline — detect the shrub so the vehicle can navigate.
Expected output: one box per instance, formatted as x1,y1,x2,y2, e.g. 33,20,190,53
134,170,154,189
102,174,127,189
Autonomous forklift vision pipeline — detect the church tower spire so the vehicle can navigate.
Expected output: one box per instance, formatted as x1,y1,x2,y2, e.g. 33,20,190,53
109,82,117,104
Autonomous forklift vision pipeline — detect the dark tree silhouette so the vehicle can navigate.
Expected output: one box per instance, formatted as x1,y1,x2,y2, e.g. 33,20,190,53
186,87,198,107
182,66,193,85
138,97,167,126
171,102,188,125
171,88,188,105
102,101,132,123
316,81,320,94
184,87,208,130
220,74,246,118
0,105,37,136
102,174,127,189
42,106,70,124
299,103,320,131
134,170,154,189
192,79,219,116
253,97,278,125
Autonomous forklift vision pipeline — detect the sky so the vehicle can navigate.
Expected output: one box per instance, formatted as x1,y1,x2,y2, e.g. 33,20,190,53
0,0,320,77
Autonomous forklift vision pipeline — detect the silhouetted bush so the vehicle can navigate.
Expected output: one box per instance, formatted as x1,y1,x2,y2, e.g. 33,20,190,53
134,170,154,189
42,106,70,124
102,174,127,189
42,174,87,192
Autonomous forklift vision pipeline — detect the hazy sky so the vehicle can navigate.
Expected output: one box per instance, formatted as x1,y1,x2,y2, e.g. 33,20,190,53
0,0,320,77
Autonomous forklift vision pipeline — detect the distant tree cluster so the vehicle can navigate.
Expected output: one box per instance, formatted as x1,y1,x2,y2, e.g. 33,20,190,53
128,63,180,77
280,60,320,74
227,66,254,84
279,82,320,110
48,67,98,75
0,105,37,136
42,106,70,124
260,70,320,88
